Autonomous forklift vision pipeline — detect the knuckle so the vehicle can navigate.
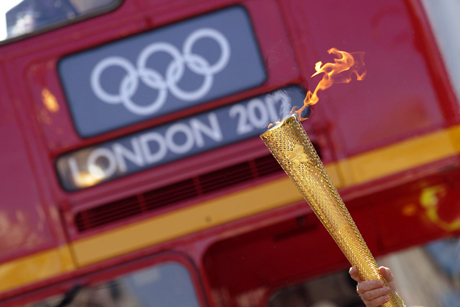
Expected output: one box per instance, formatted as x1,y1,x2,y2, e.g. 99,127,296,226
371,296,389,306
361,292,372,300
377,287,388,295
356,283,366,294
361,287,389,301
359,280,378,292
369,301,380,307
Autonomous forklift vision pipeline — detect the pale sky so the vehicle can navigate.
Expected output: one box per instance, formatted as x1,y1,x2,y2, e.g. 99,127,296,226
0,0,23,41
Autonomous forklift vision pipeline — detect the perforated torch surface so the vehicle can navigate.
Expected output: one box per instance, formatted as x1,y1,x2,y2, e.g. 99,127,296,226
260,115,404,307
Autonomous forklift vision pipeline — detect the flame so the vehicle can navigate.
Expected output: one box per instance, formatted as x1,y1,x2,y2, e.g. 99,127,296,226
268,48,366,128
296,48,366,120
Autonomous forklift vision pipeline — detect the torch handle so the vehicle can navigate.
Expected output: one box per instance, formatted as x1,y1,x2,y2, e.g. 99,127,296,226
261,115,404,307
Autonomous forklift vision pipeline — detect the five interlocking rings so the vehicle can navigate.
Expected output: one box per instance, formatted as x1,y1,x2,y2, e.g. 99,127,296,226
90,28,231,115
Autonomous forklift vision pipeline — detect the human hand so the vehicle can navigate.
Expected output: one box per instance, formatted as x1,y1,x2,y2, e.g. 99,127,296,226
349,266,397,307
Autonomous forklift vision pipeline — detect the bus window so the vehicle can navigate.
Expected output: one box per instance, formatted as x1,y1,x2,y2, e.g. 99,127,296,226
267,238,460,307
421,0,460,103
22,262,203,307
1,0,119,41
267,270,362,307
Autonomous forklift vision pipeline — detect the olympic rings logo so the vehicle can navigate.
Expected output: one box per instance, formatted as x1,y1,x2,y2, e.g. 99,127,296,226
90,28,231,116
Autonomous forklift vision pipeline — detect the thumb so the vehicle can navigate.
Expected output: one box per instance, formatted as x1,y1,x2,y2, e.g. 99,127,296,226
379,266,397,292
349,267,362,283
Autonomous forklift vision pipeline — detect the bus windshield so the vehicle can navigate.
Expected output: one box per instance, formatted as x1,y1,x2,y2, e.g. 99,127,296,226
0,0,118,42
22,262,203,307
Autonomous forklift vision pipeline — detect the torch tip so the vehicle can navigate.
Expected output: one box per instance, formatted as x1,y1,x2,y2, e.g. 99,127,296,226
268,113,299,131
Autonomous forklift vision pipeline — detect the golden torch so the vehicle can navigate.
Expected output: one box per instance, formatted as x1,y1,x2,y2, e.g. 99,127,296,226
261,49,404,307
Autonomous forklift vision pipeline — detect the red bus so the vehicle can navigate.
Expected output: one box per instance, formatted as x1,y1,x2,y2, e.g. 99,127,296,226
1,0,460,306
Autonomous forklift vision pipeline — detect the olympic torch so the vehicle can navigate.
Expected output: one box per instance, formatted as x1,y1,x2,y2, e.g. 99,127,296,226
260,49,405,307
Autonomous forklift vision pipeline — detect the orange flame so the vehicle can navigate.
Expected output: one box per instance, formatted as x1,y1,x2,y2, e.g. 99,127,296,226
268,48,366,128
296,48,366,121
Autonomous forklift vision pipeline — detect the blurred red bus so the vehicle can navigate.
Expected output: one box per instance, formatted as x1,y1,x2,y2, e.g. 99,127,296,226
1,0,460,306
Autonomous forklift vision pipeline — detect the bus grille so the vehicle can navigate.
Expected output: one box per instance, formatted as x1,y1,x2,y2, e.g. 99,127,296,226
74,154,283,232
